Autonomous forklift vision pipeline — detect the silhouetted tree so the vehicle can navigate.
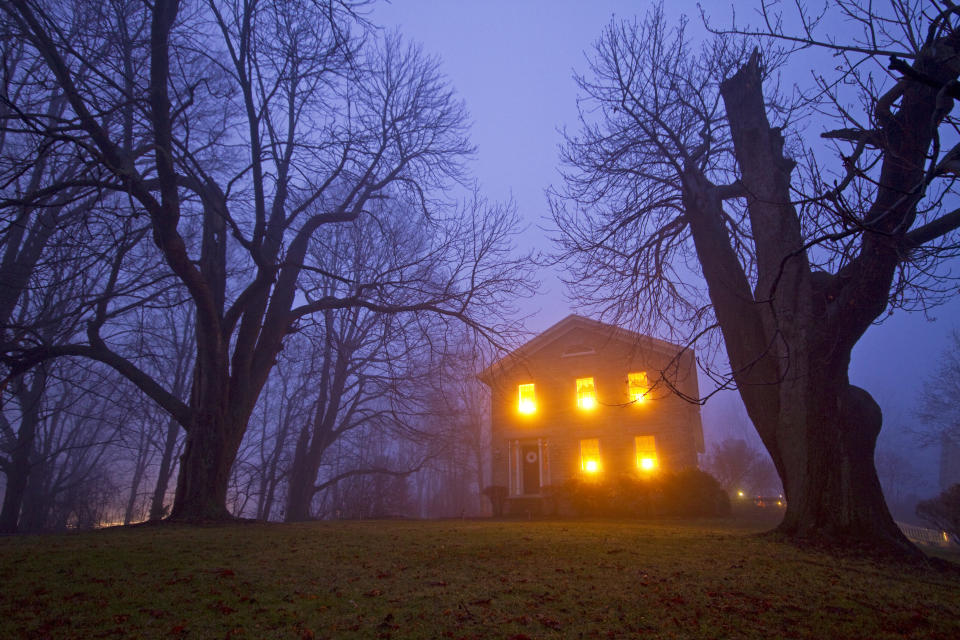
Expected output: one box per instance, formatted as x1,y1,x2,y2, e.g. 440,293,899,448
2,0,532,521
12,361,130,531
411,332,490,518
916,484,960,541
0,11,115,533
918,330,960,445
704,438,781,497
553,2,960,553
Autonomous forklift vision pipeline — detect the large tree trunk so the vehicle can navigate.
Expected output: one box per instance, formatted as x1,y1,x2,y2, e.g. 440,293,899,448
771,379,913,551
680,52,922,556
169,412,244,521
168,347,244,521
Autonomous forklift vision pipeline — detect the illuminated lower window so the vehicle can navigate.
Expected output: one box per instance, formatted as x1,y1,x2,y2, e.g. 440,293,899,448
576,377,596,410
580,438,601,473
635,435,658,472
518,383,536,414
628,371,649,403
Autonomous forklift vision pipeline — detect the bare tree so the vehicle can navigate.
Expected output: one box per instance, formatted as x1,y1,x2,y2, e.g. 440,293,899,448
916,484,960,540
552,2,960,553
704,438,781,497
918,330,960,443
12,360,130,532
2,0,533,521
411,332,490,518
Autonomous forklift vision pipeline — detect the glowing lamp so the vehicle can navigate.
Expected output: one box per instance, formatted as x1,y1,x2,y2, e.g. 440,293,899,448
584,459,599,473
737,490,745,498
639,457,657,471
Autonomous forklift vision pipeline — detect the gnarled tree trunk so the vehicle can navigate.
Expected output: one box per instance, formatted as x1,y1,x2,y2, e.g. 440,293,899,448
170,409,245,521
682,52,921,554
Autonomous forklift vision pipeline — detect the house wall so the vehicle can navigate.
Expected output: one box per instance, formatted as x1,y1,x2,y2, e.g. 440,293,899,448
487,323,703,496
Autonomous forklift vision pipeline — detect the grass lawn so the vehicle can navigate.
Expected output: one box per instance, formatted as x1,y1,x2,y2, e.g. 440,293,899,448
0,518,957,639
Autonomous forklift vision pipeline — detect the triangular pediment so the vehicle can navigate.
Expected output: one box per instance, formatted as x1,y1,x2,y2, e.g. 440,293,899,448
478,314,684,384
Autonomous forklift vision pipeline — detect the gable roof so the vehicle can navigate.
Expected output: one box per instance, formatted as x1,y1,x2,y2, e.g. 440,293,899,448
477,314,688,384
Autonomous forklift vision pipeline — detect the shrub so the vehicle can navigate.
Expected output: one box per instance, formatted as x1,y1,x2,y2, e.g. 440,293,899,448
658,468,730,517
555,469,730,518
482,485,508,517
916,484,960,541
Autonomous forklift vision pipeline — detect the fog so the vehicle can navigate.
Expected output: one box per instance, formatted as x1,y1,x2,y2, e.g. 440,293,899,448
2,0,957,534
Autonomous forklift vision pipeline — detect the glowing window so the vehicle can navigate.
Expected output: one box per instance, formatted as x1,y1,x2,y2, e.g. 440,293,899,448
576,377,596,410
628,371,649,403
635,435,658,472
518,383,536,414
580,438,601,473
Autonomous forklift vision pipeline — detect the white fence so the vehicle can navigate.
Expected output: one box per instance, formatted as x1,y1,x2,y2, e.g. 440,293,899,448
896,522,955,548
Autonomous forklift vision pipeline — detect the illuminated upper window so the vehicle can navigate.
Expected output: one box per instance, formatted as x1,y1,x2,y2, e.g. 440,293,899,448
518,383,536,414
580,438,601,473
576,377,596,410
628,371,649,403
635,435,658,472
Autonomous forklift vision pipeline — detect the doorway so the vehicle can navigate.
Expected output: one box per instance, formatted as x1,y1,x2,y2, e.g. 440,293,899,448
521,444,540,495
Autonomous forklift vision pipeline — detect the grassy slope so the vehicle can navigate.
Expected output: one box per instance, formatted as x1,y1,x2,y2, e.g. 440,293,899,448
0,519,957,639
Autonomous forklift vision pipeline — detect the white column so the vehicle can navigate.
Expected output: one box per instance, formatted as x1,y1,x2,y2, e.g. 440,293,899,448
537,438,544,493
513,440,521,495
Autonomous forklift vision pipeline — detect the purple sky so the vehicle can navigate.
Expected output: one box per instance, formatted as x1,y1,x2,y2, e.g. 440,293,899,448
373,1,958,492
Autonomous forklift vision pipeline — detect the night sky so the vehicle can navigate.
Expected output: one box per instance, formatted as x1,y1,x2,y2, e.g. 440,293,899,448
374,0,957,492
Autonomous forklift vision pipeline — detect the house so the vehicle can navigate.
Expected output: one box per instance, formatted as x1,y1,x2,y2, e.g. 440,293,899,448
478,315,704,515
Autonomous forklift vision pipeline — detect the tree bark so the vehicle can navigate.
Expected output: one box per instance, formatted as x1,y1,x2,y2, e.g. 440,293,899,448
683,52,919,555
149,415,181,520
0,369,45,534
169,408,244,521
123,447,148,526
284,433,318,522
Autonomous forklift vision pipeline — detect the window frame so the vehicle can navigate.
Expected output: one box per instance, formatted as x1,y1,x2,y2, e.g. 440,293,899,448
635,434,658,472
580,437,601,474
517,382,536,414
576,376,597,410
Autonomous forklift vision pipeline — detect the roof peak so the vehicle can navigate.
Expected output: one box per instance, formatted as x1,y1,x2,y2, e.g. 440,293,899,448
478,314,687,383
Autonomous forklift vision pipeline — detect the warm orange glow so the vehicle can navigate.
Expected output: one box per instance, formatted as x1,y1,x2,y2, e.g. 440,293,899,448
580,438,601,473
576,377,596,410
737,490,745,498
635,435,658,472
518,383,536,414
628,371,649,403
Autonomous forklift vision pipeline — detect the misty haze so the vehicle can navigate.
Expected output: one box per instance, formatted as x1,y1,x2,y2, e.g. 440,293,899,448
1,0,958,637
